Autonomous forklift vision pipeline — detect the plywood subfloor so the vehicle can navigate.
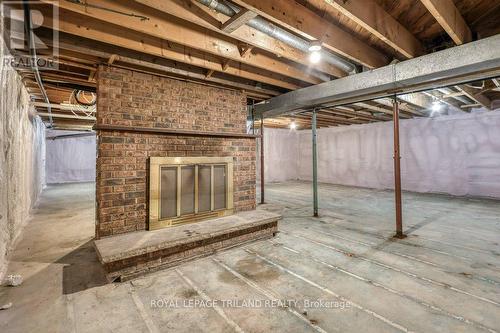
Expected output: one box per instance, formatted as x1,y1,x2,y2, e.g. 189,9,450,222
1,181,499,332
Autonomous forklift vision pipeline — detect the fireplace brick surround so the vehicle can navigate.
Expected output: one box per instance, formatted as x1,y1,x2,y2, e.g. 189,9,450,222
95,66,257,238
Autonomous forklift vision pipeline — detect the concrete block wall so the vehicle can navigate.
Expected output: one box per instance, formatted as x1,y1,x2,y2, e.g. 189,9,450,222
95,66,256,238
0,60,45,279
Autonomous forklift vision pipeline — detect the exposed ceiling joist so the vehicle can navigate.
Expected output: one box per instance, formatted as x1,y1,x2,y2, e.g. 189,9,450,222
460,103,482,108
397,93,433,110
255,35,500,117
420,0,472,45
355,102,411,119
133,0,344,78
442,91,465,99
300,110,366,125
34,11,302,90
230,0,388,69
51,38,280,98
375,98,425,117
319,0,423,58
324,108,389,122
33,102,96,113
44,0,323,85
456,85,492,110
37,112,96,120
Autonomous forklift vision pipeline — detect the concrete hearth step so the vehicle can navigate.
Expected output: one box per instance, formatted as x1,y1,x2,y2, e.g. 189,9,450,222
94,210,281,282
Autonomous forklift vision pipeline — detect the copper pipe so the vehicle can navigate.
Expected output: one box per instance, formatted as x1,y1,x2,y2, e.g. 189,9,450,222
393,99,405,238
260,117,265,204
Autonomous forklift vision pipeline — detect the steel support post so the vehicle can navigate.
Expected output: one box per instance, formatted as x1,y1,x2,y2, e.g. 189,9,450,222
393,99,405,238
312,109,319,217
260,117,265,204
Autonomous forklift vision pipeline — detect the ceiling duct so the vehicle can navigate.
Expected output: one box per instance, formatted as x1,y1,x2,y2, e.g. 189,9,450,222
196,0,357,76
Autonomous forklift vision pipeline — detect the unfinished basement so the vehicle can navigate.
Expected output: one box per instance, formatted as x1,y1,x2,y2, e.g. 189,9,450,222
1,0,500,332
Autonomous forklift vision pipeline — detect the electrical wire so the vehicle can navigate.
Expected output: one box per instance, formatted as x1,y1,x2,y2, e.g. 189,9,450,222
64,89,96,118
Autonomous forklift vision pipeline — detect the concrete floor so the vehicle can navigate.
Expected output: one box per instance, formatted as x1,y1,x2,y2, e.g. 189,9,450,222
1,181,499,332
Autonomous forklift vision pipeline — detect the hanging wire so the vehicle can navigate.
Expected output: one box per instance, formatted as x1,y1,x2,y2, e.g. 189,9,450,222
64,90,97,118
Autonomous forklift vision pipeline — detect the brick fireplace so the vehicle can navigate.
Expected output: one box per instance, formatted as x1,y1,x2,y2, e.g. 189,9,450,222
95,66,257,239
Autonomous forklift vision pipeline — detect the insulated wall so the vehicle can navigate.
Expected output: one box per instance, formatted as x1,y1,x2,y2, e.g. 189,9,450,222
265,110,500,199
45,132,96,183
257,128,300,183
0,59,46,279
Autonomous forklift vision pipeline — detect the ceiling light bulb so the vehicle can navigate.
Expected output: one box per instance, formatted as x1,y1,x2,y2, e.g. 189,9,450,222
432,101,441,112
308,41,322,52
290,121,297,130
310,51,321,64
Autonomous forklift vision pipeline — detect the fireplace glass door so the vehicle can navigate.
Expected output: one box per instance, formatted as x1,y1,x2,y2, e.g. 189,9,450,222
150,157,234,230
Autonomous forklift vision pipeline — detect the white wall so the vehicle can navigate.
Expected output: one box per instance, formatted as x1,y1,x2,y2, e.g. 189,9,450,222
0,58,46,279
45,131,96,183
258,128,300,183
264,110,500,199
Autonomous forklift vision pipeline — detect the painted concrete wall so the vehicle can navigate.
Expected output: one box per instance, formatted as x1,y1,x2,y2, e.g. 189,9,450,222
45,132,96,183
0,59,46,279
265,110,500,199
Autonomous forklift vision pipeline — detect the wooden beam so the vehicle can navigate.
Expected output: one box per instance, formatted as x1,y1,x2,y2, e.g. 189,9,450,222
375,98,425,117
133,0,345,77
300,111,366,125
205,69,214,78
325,108,389,122
51,124,94,131
44,0,324,84
442,91,466,98
52,38,280,97
88,70,96,82
37,10,302,90
460,103,481,108
221,59,230,71
318,0,423,58
230,0,388,68
33,102,96,113
420,0,472,45
107,54,118,65
457,85,492,110
94,124,259,139
237,43,253,58
354,102,412,118
221,8,257,33
398,93,433,110
37,112,96,120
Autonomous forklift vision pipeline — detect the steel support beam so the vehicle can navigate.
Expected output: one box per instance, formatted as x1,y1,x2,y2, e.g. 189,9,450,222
312,109,319,217
392,100,405,238
260,117,265,204
255,35,500,117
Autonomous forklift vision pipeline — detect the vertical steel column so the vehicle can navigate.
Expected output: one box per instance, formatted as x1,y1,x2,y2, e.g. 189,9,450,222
393,99,405,238
312,109,319,217
260,117,265,204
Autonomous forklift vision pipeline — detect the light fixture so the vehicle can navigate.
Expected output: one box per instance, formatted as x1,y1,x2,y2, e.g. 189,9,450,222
290,120,297,130
431,100,442,112
309,51,321,64
308,40,322,52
